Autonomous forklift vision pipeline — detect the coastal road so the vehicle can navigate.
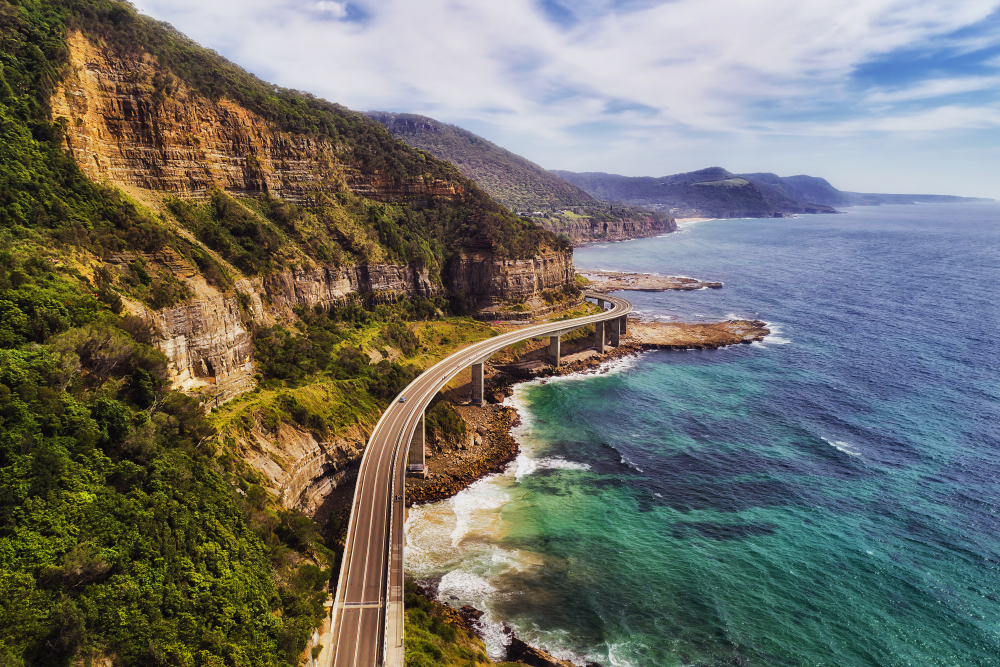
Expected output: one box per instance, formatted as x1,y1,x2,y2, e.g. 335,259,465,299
327,292,631,667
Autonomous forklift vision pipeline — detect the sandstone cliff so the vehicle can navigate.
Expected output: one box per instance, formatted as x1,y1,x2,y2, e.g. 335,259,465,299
540,214,677,244
247,421,367,516
51,31,461,204
448,250,575,306
50,30,575,397
263,262,438,314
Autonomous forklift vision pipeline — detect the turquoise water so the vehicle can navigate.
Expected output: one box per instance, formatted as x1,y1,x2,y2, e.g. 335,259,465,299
405,204,1000,666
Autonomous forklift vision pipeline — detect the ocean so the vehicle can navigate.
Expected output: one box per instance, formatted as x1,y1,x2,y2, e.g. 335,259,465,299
404,203,1000,666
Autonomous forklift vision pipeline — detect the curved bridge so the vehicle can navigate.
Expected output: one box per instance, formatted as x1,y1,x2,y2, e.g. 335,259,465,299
327,292,632,667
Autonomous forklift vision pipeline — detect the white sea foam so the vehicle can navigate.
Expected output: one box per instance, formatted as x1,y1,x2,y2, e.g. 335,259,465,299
406,352,653,666
675,217,717,229
620,456,644,472
514,454,590,481
822,437,861,456
438,568,496,601
473,611,512,660
758,321,792,345
630,308,676,322
504,355,644,417
606,641,643,667
449,477,511,546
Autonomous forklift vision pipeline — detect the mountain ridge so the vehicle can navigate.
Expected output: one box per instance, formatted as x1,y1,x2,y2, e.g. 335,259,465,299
367,111,677,242
366,111,598,210
554,168,992,218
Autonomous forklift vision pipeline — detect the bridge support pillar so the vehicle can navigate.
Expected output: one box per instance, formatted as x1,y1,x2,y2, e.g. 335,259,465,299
597,298,606,311
594,320,605,353
609,317,620,347
471,363,484,404
549,335,561,366
407,412,426,477
620,315,628,335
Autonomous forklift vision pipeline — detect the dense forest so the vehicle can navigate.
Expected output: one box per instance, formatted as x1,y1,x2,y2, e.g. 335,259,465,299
0,0,337,660
0,0,559,665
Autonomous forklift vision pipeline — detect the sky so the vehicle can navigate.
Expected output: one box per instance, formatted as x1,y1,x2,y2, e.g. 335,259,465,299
130,0,1000,198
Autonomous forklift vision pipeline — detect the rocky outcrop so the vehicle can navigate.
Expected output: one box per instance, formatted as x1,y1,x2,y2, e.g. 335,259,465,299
140,261,438,398
406,405,519,506
448,250,575,306
264,263,438,313
541,215,676,244
247,421,367,515
146,292,255,400
581,270,723,291
505,637,579,667
51,31,461,204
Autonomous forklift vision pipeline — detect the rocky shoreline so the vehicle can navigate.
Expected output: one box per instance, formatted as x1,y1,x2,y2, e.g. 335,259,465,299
410,580,587,667
405,318,769,507
405,404,521,506
580,269,723,291
403,317,770,665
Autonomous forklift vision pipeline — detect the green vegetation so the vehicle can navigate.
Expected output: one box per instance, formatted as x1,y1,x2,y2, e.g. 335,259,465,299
425,400,466,445
63,1,566,264
367,112,678,236
1,0,565,295
368,112,596,212
403,582,491,667
0,2,570,665
252,296,444,389
218,296,492,450
0,240,334,666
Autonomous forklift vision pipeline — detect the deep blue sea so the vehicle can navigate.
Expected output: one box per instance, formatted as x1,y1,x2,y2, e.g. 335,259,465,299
405,203,1000,666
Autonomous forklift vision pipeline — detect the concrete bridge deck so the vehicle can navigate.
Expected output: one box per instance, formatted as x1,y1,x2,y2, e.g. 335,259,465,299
326,292,631,667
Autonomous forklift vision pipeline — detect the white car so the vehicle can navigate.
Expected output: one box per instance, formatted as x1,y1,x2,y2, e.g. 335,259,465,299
398,397,406,403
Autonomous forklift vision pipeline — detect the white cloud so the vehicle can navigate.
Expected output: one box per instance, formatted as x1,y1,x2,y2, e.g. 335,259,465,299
128,0,1000,195
311,1,347,18
865,76,1000,104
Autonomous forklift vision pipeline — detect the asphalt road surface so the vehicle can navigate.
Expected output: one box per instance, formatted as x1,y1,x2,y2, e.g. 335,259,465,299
327,292,632,667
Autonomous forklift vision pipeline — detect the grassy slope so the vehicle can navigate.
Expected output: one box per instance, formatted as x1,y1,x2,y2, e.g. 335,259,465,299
209,304,500,497
367,112,597,211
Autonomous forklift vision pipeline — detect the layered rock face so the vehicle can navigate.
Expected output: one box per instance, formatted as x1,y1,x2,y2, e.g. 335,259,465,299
264,263,438,313
148,293,254,400
139,262,437,398
542,215,676,244
448,250,575,305
51,31,460,204
247,422,367,516
51,31,577,404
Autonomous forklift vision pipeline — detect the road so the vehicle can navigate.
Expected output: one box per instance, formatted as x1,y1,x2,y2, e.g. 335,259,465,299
326,292,632,667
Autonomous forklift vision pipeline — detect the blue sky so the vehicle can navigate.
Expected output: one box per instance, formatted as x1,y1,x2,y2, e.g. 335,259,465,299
131,0,1000,197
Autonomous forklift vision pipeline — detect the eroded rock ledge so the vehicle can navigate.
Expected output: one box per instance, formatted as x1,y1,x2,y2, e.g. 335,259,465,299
581,269,723,292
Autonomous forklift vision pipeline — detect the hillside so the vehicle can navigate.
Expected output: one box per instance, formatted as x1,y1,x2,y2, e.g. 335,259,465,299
368,111,676,241
555,168,991,217
0,1,578,665
554,167,837,218
366,112,597,210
